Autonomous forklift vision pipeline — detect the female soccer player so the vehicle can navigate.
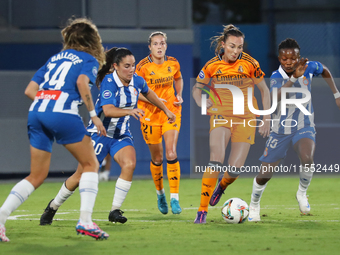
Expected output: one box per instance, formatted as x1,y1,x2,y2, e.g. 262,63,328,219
39,47,176,225
135,32,184,214
248,38,340,221
0,18,108,241
192,24,271,223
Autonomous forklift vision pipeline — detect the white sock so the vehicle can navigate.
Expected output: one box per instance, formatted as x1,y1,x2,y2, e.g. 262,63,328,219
111,178,132,211
250,177,267,205
156,189,165,196
0,179,35,225
51,182,74,209
170,193,179,200
298,166,313,195
79,172,98,224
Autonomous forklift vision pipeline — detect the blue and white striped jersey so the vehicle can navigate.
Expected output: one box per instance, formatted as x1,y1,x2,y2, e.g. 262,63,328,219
88,71,149,139
29,49,99,115
270,61,323,134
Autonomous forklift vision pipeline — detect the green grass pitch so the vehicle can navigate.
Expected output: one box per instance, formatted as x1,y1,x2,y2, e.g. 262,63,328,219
0,177,339,254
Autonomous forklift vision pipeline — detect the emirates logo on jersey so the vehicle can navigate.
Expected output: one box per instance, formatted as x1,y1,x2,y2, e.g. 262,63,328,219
238,65,244,73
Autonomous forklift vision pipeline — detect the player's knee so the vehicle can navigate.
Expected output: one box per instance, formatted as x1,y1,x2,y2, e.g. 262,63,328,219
121,159,136,172
256,175,271,185
165,150,177,161
299,153,314,165
152,155,163,165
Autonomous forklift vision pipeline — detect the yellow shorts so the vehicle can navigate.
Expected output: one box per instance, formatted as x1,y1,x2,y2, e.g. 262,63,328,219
209,115,255,144
141,114,181,144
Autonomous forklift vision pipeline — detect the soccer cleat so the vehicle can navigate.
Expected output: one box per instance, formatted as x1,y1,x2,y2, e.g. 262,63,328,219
170,198,182,214
194,210,207,224
209,177,225,206
76,221,109,240
296,192,311,214
157,194,168,214
0,224,9,242
248,203,261,222
108,209,127,223
40,199,58,225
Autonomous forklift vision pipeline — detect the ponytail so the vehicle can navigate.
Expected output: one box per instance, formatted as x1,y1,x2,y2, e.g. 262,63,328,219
210,24,244,55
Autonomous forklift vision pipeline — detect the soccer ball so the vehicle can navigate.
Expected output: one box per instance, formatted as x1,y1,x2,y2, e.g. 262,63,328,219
221,198,249,224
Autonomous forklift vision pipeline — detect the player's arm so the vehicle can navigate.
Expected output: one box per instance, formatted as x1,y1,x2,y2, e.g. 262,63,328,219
102,104,145,120
276,58,308,101
320,64,340,109
174,76,183,106
24,81,39,100
142,89,176,123
192,82,213,109
138,93,167,104
77,74,106,136
255,79,271,138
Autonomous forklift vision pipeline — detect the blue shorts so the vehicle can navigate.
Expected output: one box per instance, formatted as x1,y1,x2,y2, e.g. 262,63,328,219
90,133,134,164
27,111,89,153
259,127,316,163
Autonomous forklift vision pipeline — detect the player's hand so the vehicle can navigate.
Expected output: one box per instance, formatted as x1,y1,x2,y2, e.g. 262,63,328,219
293,57,308,78
91,116,107,136
206,99,213,109
258,117,270,138
165,110,176,124
336,97,340,110
173,95,183,106
129,108,145,120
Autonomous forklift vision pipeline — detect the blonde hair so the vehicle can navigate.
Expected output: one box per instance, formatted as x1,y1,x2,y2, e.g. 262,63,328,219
61,17,105,68
148,31,167,45
210,24,244,55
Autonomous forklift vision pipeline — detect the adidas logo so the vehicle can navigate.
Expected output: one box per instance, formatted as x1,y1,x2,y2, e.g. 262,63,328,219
173,124,178,127
170,177,178,180
150,71,155,75
216,69,222,74
201,192,210,197
247,136,251,140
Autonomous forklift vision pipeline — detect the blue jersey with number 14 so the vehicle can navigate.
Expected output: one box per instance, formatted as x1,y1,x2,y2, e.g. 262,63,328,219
29,49,99,115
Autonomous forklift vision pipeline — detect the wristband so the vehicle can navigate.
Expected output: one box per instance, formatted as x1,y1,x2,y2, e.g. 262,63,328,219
290,76,298,83
334,92,340,99
89,110,96,117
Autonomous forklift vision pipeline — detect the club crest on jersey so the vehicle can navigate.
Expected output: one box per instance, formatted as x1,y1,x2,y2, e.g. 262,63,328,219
238,65,244,73
133,88,138,96
168,66,172,73
102,90,112,99
302,76,309,86
270,79,277,87
263,147,268,157
92,66,98,77
199,70,205,79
